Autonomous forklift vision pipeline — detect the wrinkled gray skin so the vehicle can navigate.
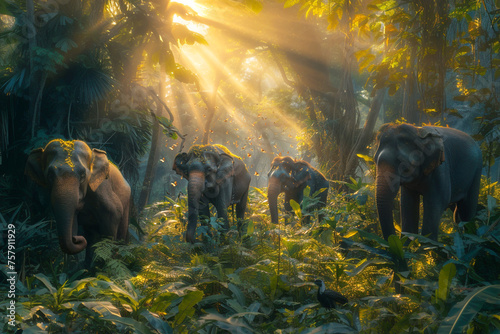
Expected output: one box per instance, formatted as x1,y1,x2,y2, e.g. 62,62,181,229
25,139,131,267
374,124,482,240
173,145,251,243
268,156,329,224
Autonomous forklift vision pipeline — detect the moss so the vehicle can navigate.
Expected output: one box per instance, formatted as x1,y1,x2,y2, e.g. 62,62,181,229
47,139,76,170
187,144,241,161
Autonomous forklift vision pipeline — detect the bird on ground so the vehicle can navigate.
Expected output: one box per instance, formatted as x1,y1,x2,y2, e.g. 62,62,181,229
314,279,348,309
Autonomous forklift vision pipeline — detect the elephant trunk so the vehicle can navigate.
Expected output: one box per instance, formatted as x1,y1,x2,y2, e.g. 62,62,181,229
204,184,220,198
375,163,400,240
186,170,205,243
51,177,87,254
268,176,282,224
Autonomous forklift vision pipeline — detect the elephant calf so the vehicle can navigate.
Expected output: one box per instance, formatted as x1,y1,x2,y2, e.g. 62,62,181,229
268,156,329,224
25,139,131,267
374,123,482,240
173,144,251,243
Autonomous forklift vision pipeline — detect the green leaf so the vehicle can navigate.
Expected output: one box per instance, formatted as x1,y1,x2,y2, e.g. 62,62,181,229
35,274,57,294
284,0,301,8
438,285,500,334
174,290,203,326
436,263,456,302
0,0,12,15
245,0,263,13
388,235,404,261
289,199,302,218
246,220,254,236
487,195,497,212
302,322,358,333
357,153,374,163
303,185,311,197
345,259,391,277
251,186,268,199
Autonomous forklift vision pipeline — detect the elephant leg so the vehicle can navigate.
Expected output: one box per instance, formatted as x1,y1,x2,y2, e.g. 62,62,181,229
236,188,249,219
422,195,447,240
116,200,129,242
284,192,293,224
215,181,232,230
400,187,420,235
199,198,210,220
83,230,99,269
455,171,481,222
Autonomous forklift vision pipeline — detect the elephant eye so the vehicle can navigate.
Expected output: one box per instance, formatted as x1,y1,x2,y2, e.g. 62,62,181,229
79,171,86,183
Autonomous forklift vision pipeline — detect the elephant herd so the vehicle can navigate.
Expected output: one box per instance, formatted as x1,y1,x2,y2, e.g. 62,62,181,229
25,123,483,265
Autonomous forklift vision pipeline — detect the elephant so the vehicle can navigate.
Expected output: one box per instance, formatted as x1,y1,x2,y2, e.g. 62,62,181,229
172,144,251,243
267,156,329,224
374,123,482,240
25,139,131,266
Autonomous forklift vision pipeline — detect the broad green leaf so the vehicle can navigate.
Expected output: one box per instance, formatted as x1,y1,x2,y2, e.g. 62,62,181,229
289,199,302,218
140,309,173,334
303,185,311,197
35,274,56,294
174,290,203,325
228,283,246,306
388,235,404,261
246,220,254,236
436,263,456,302
438,285,500,334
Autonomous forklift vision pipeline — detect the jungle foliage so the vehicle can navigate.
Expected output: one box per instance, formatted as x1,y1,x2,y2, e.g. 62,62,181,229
1,0,500,333
1,177,499,333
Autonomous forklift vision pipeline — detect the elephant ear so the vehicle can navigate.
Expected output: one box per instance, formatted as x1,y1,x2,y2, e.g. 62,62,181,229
89,148,110,192
292,163,312,186
215,153,235,183
173,152,189,178
202,151,221,170
417,127,445,175
25,148,47,187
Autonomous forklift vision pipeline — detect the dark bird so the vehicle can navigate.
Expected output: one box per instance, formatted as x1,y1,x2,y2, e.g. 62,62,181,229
314,279,348,309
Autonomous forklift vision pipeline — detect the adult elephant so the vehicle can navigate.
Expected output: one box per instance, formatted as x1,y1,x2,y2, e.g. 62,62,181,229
374,123,482,240
268,156,329,224
25,139,131,266
172,144,251,243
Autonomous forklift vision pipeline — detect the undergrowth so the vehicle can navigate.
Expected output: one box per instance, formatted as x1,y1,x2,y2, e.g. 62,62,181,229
1,178,499,333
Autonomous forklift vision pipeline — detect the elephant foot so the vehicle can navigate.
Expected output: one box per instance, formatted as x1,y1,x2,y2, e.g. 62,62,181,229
185,228,198,244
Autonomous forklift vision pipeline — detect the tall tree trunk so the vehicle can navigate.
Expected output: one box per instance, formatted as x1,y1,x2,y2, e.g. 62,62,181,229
138,112,161,210
138,71,167,210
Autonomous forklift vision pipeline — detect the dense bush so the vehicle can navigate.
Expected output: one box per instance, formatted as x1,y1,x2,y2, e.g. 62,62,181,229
1,178,499,333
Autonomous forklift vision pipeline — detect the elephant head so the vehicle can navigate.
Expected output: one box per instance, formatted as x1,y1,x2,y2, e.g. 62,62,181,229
267,156,312,224
172,145,235,243
25,139,110,254
374,123,445,239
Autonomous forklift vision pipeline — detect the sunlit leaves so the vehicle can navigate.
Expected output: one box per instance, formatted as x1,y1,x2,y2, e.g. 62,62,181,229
438,285,500,334
436,263,456,303
171,23,208,46
243,0,264,13
284,0,301,8
289,199,302,219
174,290,204,326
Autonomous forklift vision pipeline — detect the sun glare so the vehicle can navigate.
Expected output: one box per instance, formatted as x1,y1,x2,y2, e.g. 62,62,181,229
171,0,207,35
